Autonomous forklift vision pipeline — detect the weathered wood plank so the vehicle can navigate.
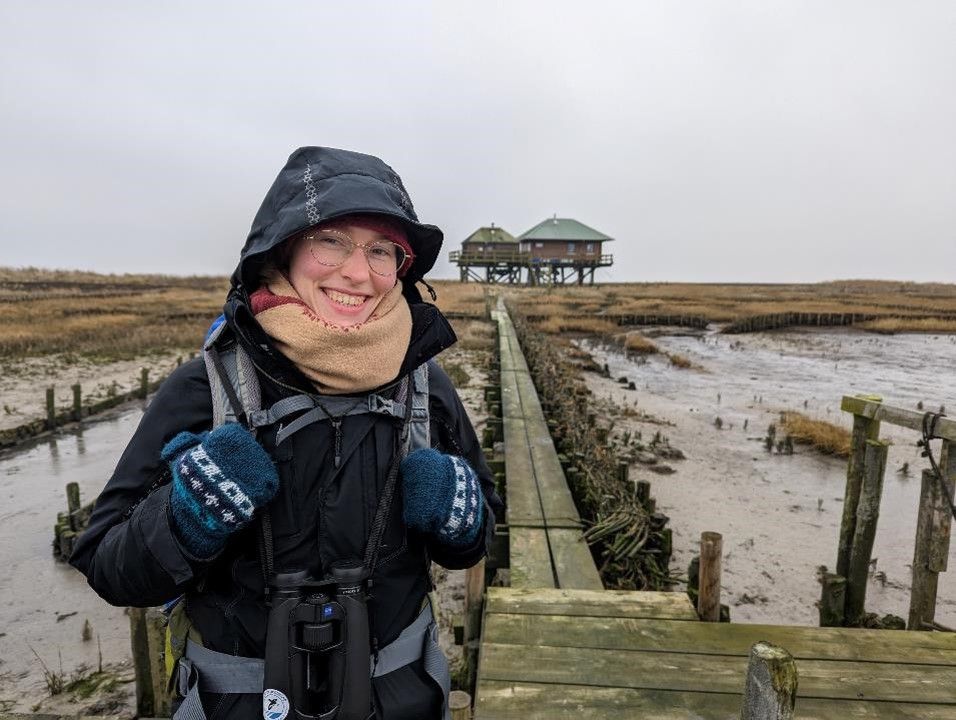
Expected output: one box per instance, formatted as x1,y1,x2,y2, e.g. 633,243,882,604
513,371,545,418
482,612,956,664
547,528,603,591
523,416,582,526
499,371,524,419
841,395,956,442
478,643,956,703
474,681,956,719
508,528,555,588
503,416,544,526
486,587,697,620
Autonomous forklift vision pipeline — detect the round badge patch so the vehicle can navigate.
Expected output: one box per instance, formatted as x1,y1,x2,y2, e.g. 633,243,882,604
263,688,290,720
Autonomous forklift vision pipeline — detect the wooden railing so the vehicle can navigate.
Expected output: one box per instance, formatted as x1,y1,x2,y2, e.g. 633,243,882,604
819,394,955,630
449,250,613,266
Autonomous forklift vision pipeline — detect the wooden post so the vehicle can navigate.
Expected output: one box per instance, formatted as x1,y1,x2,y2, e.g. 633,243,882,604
72,383,82,421
698,531,723,622
463,558,486,692
616,461,629,484
46,386,56,429
844,439,888,625
449,690,471,720
140,368,149,399
739,641,798,720
837,397,882,579
818,573,847,627
464,558,486,646
145,607,170,717
908,443,955,630
635,480,651,508
59,529,76,559
66,482,81,515
129,607,155,717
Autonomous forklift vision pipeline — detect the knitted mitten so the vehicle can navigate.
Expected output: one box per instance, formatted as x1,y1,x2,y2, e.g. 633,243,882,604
400,448,484,547
163,423,279,558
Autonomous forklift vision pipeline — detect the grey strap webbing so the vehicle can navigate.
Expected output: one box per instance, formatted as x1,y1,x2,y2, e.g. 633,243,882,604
173,603,449,720
202,321,262,429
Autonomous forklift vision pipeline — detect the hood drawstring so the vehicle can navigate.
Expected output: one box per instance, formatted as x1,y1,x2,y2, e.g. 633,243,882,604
420,279,437,302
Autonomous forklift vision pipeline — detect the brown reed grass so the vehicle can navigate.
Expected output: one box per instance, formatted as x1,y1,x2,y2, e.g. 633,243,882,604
667,353,693,368
780,411,852,457
535,316,620,335
624,332,659,354
856,317,956,334
0,268,227,359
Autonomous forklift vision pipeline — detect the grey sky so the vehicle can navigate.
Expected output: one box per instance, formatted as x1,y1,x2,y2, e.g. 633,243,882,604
1,1,953,283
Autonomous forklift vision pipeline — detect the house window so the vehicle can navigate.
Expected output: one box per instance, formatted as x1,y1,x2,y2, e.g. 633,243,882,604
567,242,576,254
535,242,543,248
586,243,594,254
520,243,530,253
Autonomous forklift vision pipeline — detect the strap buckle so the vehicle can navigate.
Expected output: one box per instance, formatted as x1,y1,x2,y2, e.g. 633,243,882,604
368,395,395,415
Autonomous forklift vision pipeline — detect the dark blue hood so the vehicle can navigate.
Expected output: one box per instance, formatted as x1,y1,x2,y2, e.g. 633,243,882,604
232,147,443,303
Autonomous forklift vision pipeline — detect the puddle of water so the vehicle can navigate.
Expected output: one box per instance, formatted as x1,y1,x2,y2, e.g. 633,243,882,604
0,409,143,710
585,328,956,626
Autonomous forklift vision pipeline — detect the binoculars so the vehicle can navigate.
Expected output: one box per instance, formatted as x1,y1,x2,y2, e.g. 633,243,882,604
263,563,372,720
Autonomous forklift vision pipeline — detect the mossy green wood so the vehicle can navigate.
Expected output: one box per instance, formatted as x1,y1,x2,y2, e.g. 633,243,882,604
508,527,556,588
474,681,956,720
486,587,697,620
547,528,603,590
482,612,956,665
477,643,956,703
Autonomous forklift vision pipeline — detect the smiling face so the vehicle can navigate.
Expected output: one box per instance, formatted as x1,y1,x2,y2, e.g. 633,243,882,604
285,223,400,327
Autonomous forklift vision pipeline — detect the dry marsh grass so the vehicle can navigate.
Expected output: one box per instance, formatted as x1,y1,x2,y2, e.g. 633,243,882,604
535,316,619,335
0,268,227,359
6,269,955,360
667,353,693,368
496,281,956,333
780,412,852,457
624,332,659,354
856,317,956,334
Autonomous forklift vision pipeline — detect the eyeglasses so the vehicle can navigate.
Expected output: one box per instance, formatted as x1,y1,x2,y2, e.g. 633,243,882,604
307,230,411,277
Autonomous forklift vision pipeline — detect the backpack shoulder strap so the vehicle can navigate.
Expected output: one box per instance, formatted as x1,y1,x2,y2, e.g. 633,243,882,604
407,361,431,452
202,321,262,428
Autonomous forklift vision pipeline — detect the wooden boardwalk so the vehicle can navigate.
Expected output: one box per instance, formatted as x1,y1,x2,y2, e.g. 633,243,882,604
476,304,956,719
475,586,956,718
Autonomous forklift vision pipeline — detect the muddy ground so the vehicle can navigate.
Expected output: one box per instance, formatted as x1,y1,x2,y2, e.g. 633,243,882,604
580,326,956,627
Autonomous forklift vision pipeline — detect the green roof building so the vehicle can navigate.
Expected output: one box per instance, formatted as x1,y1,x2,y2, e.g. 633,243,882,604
451,216,613,285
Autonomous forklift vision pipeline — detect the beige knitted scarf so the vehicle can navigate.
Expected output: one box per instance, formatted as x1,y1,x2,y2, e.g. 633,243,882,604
250,274,412,394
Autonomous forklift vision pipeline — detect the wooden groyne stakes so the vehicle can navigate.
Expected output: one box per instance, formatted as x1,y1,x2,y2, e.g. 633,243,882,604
129,607,170,718
698,531,722,622
1,366,171,449
739,641,798,720
823,394,956,628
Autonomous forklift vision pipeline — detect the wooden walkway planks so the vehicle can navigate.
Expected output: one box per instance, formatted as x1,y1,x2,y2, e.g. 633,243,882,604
493,306,602,591
477,302,956,718
475,587,956,719
476,682,956,720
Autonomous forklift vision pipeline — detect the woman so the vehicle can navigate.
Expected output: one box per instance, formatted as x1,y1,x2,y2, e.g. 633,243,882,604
71,146,501,720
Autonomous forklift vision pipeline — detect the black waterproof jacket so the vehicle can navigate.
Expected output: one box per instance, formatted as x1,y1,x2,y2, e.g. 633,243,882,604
70,147,502,719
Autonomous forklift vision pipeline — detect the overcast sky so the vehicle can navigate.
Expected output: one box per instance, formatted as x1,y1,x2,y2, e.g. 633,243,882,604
1,1,953,283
